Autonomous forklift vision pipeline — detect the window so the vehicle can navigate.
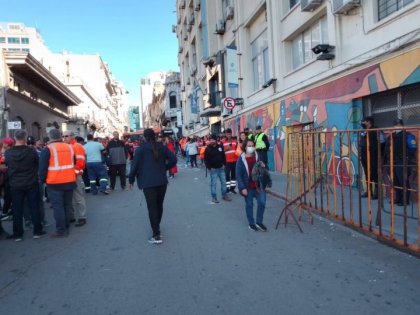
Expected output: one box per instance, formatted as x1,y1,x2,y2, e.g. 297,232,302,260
8,48,20,52
251,29,269,90
21,37,29,44
0,37,5,43
289,0,300,9
291,16,328,69
7,37,20,44
22,48,30,53
378,0,414,21
365,83,420,127
169,92,177,109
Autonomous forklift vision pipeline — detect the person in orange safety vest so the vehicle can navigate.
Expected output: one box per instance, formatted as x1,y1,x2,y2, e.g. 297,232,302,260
221,128,238,193
63,130,87,227
39,128,77,237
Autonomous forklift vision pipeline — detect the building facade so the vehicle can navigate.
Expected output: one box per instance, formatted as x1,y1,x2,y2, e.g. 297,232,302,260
0,22,129,139
0,50,80,139
175,0,420,172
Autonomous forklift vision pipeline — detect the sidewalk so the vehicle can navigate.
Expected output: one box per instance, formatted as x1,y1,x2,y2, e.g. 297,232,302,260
266,170,419,254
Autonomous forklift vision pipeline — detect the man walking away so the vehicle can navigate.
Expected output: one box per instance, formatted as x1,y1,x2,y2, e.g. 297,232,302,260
63,131,87,227
84,134,110,195
204,134,232,203
106,131,128,191
5,130,45,241
39,129,76,238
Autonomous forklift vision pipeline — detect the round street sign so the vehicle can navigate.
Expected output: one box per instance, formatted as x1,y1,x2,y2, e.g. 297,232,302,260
223,97,236,110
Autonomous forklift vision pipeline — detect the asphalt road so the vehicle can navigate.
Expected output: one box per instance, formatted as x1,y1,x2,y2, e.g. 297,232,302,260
1,163,419,315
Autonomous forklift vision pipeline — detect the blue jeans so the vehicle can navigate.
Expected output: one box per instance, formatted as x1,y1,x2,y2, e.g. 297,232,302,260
210,167,227,199
87,162,108,194
245,188,266,225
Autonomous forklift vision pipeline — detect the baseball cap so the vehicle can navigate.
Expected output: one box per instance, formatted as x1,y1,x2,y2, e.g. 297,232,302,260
2,137,15,146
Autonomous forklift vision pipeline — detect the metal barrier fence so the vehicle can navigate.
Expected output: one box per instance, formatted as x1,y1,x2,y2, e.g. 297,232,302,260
277,127,419,254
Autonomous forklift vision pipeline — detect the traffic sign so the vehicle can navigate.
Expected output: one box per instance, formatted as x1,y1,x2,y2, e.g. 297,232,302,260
223,97,236,110
7,121,21,130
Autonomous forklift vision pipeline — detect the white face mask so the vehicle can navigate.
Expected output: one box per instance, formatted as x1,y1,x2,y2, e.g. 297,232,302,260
246,146,255,154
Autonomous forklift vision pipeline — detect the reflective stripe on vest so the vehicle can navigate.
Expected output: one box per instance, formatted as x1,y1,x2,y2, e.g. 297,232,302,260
46,142,76,184
255,133,266,150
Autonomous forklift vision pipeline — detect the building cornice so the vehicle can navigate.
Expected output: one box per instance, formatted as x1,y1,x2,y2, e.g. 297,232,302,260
4,52,81,105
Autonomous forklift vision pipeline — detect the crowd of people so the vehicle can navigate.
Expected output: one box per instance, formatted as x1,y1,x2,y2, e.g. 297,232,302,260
0,125,273,244
0,129,138,241
0,119,416,244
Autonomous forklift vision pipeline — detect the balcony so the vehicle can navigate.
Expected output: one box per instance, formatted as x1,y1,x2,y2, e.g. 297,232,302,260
199,91,222,117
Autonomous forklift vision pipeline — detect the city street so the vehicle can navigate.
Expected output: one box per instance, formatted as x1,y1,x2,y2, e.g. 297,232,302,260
1,163,419,315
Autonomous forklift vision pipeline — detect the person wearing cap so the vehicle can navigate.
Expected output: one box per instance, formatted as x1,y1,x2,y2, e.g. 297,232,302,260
204,134,232,203
221,128,238,193
63,130,87,227
255,125,270,170
39,128,77,237
128,128,177,244
385,119,417,206
359,116,379,199
4,129,46,241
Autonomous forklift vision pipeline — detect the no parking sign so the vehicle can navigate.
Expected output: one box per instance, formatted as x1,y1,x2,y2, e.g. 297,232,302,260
223,97,236,111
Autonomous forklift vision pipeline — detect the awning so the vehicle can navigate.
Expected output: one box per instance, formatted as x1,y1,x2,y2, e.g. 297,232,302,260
4,52,81,105
199,106,221,117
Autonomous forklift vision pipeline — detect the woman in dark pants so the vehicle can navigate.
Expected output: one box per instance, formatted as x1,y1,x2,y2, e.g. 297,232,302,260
128,128,177,244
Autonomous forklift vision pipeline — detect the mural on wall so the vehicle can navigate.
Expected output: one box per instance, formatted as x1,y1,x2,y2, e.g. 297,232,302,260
224,48,420,173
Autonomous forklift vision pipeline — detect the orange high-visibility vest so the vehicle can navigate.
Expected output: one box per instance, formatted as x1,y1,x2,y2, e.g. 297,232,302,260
199,146,206,159
46,142,76,185
70,139,86,174
222,138,238,163
235,143,243,157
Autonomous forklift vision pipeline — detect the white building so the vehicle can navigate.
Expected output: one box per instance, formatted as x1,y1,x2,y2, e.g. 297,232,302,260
0,22,129,138
175,0,420,172
140,71,174,128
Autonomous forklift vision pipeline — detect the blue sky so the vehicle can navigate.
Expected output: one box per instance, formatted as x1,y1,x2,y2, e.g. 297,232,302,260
1,0,179,106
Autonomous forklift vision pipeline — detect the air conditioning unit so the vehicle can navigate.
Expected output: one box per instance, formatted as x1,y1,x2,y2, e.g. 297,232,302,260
190,65,197,76
215,19,225,35
332,0,361,14
187,24,192,32
183,34,188,41
226,6,234,20
200,117,209,126
172,25,177,33
301,0,323,12
188,14,195,25
179,0,186,9
194,0,200,11
186,78,190,85
178,46,183,53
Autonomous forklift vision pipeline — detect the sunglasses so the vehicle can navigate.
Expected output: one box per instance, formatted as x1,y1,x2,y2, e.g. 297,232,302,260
62,135,70,138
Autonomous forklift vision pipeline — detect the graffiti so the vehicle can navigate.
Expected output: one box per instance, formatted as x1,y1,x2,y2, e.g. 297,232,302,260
224,48,420,173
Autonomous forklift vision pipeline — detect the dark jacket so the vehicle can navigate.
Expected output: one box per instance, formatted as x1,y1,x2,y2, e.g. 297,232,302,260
106,139,128,165
5,145,39,189
129,141,177,189
236,152,260,191
39,141,76,190
204,144,226,169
